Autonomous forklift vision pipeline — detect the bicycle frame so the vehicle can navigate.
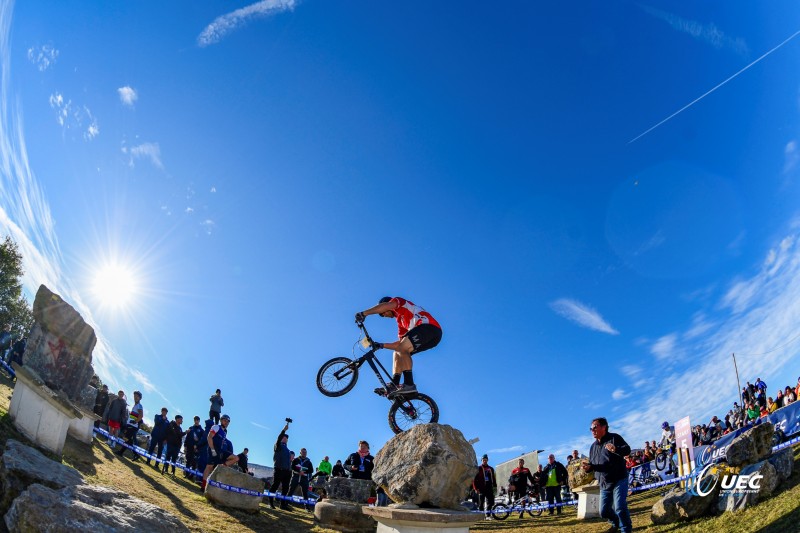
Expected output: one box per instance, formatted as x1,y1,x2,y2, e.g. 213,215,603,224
334,322,394,392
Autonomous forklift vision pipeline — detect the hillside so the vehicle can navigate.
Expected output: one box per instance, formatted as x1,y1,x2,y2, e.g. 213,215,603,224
0,374,798,532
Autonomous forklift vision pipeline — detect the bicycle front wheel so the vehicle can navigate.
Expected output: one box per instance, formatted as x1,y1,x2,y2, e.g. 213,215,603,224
491,503,510,520
655,452,667,471
316,357,358,397
387,393,439,434
527,501,543,517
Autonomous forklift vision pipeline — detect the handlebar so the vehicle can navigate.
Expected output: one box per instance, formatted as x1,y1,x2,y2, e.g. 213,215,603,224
356,321,377,349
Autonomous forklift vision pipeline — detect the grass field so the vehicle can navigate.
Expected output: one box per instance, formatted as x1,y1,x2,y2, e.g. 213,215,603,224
1,373,799,532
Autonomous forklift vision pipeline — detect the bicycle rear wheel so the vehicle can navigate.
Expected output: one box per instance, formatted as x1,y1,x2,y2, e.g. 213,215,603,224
490,503,510,520
316,357,358,397
387,393,439,434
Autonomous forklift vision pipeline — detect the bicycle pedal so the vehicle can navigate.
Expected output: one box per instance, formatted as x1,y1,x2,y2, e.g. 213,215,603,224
373,387,387,397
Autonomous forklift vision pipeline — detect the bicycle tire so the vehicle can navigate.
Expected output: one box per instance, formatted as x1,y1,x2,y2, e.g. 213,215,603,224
527,502,543,517
491,503,510,520
387,393,439,434
316,357,359,397
655,452,667,471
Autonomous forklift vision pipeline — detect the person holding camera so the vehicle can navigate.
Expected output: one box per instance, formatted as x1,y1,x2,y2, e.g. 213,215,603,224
268,420,292,510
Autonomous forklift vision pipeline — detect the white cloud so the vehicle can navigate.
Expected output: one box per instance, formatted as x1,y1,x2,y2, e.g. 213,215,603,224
611,388,630,400
48,93,98,140
117,86,138,106
0,2,161,408
27,44,59,71
210,186,217,193
650,333,678,360
620,365,642,379
200,219,216,235
197,0,296,47
784,140,798,175
128,142,163,169
553,229,800,460
251,421,269,430
640,5,749,58
487,445,525,454
550,298,619,335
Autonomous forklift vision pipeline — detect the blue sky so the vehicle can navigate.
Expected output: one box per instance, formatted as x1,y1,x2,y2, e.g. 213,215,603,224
3,0,800,467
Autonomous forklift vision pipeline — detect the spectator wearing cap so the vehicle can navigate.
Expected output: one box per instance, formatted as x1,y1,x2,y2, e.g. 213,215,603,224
202,414,237,488
163,415,185,475
268,422,292,510
146,407,169,467
473,454,497,519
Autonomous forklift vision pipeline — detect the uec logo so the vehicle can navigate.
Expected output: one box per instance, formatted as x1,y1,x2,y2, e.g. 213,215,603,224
689,464,763,497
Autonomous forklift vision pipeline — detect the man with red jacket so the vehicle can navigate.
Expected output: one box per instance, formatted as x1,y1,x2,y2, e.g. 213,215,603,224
356,296,442,398
508,458,536,503
473,454,497,519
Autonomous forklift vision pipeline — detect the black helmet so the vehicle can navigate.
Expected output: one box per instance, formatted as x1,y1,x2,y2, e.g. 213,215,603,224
378,296,393,304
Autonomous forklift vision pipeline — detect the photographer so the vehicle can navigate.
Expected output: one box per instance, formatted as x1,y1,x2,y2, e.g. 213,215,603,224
268,419,293,510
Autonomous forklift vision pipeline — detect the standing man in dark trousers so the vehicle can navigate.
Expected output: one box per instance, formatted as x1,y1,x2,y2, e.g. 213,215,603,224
184,416,204,478
209,389,224,424
288,447,314,511
146,407,169,467
116,391,143,460
582,417,632,533
541,454,568,515
268,422,292,510
473,454,497,519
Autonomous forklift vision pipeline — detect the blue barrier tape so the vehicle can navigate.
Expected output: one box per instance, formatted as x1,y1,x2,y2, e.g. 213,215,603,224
0,359,16,378
92,427,319,505
92,424,800,510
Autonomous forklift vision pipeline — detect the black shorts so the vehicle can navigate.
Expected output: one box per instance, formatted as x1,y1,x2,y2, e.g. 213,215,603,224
405,324,442,354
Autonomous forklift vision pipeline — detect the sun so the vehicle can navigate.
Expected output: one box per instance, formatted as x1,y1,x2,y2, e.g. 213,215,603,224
93,264,137,307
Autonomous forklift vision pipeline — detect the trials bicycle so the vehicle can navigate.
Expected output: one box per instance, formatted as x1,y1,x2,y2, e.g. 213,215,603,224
316,322,439,434
491,489,544,520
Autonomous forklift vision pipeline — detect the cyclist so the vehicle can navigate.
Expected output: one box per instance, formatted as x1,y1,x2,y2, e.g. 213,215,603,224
355,296,442,398
658,421,676,474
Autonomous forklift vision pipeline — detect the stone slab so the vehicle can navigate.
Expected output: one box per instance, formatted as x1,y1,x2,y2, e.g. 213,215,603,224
205,465,265,513
68,406,101,444
8,367,81,456
315,500,376,533
574,482,601,519
363,506,478,533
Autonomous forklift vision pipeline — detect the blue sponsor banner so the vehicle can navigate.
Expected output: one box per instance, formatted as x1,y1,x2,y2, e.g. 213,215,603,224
694,400,800,467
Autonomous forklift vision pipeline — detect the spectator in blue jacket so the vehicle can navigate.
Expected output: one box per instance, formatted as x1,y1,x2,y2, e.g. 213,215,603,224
146,407,169,467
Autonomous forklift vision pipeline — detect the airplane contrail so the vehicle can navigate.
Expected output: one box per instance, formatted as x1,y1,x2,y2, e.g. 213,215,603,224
629,28,800,144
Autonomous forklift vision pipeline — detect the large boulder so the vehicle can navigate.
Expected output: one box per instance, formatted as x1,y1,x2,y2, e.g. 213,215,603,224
4,483,189,532
205,465,265,513
567,459,594,489
651,484,720,525
24,285,96,403
0,439,85,514
372,424,476,510
725,423,774,467
768,448,794,483
718,459,778,512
